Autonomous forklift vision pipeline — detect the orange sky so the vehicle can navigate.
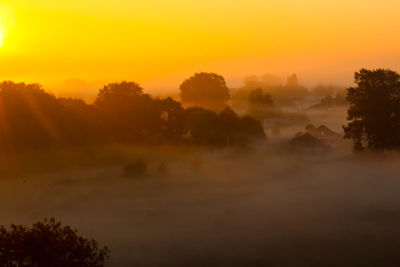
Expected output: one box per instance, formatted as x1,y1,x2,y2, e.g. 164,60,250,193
0,0,399,95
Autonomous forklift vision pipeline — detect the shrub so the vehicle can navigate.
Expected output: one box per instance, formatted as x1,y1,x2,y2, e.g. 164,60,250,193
0,218,110,267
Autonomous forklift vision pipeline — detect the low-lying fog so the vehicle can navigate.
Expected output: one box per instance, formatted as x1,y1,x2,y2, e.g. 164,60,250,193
1,108,400,267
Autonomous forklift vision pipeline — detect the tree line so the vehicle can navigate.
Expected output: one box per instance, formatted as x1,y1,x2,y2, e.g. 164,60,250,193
1,68,399,153
0,75,265,152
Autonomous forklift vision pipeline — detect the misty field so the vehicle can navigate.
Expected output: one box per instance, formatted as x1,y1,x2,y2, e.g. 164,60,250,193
1,142,400,266
1,69,400,266
1,0,399,263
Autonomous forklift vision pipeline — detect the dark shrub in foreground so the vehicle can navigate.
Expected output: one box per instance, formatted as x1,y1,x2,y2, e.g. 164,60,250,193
0,218,110,267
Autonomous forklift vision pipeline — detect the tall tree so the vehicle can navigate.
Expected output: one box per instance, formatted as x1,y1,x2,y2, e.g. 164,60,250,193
282,73,309,103
179,72,230,111
156,97,186,140
0,81,65,150
94,81,162,141
344,69,400,151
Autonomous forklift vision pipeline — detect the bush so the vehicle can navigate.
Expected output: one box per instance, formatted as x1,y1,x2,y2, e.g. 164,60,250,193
0,218,110,267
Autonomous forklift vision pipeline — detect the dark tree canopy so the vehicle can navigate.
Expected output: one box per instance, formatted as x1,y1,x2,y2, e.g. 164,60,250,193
0,80,264,154
94,81,162,141
247,88,276,120
248,88,274,107
0,218,110,266
344,69,400,151
156,97,187,140
233,73,308,107
185,107,265,145
179,72,230,111
0,81,92,150
94,81,143,107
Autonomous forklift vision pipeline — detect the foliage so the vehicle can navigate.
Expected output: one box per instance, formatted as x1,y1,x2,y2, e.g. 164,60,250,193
94,81,162,141
179,72,230,111
0,81,66,150
320,91,348,107
0,218,110,267
0,80,265,152
283,74,309,103
234,73,309,106
185,107,266,145
344,69,400,151
156,97,186,140
247,88,276,120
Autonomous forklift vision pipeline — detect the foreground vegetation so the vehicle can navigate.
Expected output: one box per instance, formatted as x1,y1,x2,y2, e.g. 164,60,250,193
0,218,110,266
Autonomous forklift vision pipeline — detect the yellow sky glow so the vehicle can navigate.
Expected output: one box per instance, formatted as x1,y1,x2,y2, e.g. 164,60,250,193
0,28,3,47
0,0,399,95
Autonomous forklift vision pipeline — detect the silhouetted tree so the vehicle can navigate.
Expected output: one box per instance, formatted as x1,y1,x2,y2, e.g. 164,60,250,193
237,73,308,106
0,81,66,150
0,218,110,266
156,97,186,141
239,115,266,139
179,72,230,111
248,88,274,108
344,69,400,151
0,80,265,152
282,73,309,103
58,97,105,144
185,107,222,145
231,88,251,110
247,88,276,120
219,107,240,145
94,81,162,141
184,107,265,145
317,91,347,108
220,107,266,141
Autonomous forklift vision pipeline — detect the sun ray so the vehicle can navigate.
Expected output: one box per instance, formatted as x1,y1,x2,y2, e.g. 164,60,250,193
20,87,64,146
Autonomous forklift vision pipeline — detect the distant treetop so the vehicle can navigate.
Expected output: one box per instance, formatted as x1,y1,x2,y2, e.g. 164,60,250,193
179,72,230,112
